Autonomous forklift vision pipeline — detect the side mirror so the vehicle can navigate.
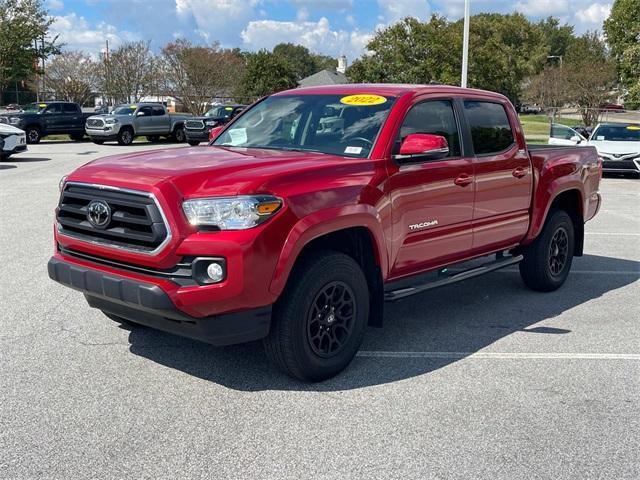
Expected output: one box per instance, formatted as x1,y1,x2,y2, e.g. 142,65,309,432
395,133,449,161
209,125,224,141
570,135,582,144
136,111,146,116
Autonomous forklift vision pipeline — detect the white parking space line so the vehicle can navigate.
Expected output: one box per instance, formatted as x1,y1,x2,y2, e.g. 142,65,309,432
500,270,638,275
357,351,640,360
587,232,640,236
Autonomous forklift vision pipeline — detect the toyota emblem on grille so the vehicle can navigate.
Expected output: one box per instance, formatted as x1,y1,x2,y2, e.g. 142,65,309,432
87,200,111,228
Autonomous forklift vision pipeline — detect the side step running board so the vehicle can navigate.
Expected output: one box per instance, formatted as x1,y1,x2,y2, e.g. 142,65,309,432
384,254,523,302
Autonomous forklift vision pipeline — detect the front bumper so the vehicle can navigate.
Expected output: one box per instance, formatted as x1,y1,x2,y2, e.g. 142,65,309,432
185,129,210,142
86,127,120,139
1,133,27,155
48,256,272,345
601,157,640,173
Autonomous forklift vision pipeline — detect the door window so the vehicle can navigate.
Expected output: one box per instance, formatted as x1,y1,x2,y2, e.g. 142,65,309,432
463,101,515,155
152,106,165,116
550,124,578,140
138,106,153,116
45,104,62,114
397,100,461,157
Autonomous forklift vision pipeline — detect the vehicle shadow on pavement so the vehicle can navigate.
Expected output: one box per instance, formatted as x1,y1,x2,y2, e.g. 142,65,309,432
125,254,639,391
3,157,51,163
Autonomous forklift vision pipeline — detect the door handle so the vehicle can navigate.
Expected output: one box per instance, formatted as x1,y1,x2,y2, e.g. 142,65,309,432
454,174,473,187
512,167,528,178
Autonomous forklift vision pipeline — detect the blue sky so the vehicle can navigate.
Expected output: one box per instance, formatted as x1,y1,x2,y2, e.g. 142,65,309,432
47,0,614,60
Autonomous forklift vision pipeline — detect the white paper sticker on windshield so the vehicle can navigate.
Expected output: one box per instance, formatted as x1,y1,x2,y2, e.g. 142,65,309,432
596,135,605,140
345,146,362,154
227,128,247,146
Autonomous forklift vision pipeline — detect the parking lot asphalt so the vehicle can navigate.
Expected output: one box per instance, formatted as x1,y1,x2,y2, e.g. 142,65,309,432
1,141,639,479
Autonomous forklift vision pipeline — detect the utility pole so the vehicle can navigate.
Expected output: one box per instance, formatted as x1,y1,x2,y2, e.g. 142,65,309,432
34,39,40,102
461,0,470,88
41,35,46,100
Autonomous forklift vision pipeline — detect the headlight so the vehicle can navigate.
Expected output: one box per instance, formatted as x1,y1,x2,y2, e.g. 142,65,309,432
204,120,218,126
104,118,119,125
182,195,282,230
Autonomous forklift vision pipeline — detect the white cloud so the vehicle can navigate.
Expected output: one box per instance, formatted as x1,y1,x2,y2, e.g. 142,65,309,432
50,14,138,54
515,0,569,16
175,0,258,45
46,0,64,10
377,0,431,23
575,3,612,24
241,17,372,58
289,0,353,8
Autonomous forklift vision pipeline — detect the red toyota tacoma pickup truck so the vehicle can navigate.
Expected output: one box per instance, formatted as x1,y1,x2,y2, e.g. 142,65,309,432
48,85,602,381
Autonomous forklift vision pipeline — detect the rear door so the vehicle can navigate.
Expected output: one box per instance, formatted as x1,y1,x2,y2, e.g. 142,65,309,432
463,100,533,252
386,98,475,278
549,123,586,145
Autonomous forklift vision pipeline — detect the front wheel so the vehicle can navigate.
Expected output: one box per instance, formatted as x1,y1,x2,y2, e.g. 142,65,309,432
117,128,134,146
263,251,369,382
519,210,575,292
172,127,186,143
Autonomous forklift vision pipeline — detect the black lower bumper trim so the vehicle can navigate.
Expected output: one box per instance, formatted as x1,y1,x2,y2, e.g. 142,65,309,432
48,257,271,346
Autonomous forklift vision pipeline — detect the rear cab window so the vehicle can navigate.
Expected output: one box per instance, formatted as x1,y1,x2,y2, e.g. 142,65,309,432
62,104,79,114
463,101,515,155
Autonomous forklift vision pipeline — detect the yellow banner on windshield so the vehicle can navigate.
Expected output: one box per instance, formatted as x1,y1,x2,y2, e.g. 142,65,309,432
340,94,387,106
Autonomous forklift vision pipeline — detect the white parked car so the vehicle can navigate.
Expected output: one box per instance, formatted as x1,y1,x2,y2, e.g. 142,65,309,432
0,122,27,160
549,122,640,177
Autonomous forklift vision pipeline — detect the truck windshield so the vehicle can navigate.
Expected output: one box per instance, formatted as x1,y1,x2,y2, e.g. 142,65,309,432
212,94,395,158
112,105,137,116
23,103,46,112
205,107,234,118
591,125,640,142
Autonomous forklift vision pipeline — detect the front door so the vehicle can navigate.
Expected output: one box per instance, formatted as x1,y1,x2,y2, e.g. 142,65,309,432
386,98,475,279
463,100,533,253
42,103,63,133
549,123,586,146
135,106,155,134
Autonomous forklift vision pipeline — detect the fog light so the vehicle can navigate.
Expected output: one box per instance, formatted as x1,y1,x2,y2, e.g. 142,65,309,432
206,262,224,282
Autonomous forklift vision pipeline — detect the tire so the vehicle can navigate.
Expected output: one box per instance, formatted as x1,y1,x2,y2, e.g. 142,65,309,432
188,140,200,146
26,126,41,144
263,251,369,382
146,135,160,142
91,139,105,145
117,127,134,146
519,210,575,292
69,133,84,141
172,126,186,143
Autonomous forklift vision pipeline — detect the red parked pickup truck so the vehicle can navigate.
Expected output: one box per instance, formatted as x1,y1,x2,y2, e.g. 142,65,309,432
48,85,602,381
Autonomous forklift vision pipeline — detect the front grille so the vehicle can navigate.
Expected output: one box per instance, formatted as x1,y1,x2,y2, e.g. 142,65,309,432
185,120,205,129
86,118,105,128
57,183,170,254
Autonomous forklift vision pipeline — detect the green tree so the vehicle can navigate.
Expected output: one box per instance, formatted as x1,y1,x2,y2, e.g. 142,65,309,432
0,0,59,101
272,43,337,81
604,0,640,109
236,50,297,99
347,14,547,103
537,17,575,58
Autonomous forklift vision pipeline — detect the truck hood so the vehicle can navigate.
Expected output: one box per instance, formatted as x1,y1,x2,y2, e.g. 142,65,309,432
69,146,360,197
588,140,640,155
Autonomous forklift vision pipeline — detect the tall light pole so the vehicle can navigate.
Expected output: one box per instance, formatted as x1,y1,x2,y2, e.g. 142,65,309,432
461,0,470,88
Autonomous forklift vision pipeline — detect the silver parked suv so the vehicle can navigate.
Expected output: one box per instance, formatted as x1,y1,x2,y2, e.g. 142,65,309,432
85,103,192,145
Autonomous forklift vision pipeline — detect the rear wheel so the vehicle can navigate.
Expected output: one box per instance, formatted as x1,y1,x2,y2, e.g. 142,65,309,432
117,127,134,146
519,210,575,292
188,140,200,146
263,251,369,382
26,126,41,144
